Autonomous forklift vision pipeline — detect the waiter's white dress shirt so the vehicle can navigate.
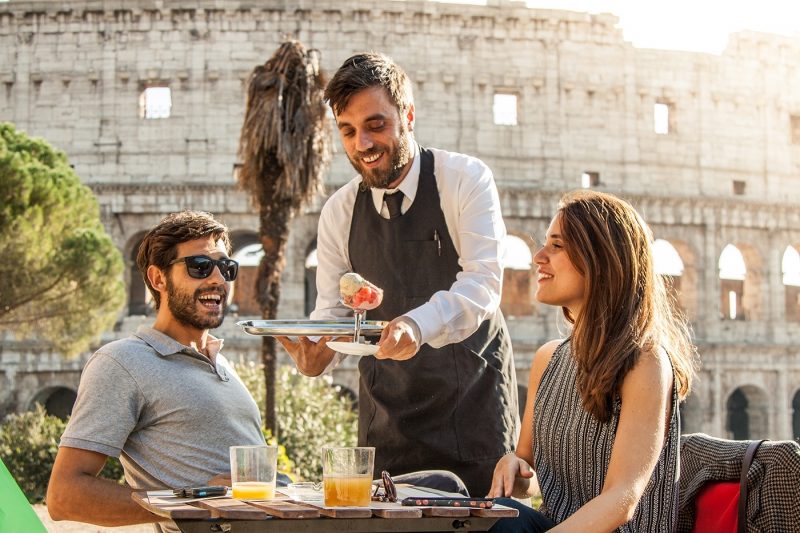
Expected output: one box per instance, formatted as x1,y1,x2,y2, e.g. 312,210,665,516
312,142,507,365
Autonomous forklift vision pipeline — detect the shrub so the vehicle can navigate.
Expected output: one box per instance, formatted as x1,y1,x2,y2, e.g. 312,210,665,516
0,405,64,503
235,361,358,481
0,405,124,503
263,428,296,479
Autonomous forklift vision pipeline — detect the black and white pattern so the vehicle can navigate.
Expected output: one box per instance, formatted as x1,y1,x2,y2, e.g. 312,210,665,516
533,340,680,532
678,433,800,533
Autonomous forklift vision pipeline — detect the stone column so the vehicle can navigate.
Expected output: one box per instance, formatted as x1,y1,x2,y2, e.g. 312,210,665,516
713,365,725,437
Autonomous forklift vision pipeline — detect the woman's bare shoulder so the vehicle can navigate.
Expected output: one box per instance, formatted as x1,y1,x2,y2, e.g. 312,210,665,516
536,339,565,359
529,339,566,384
622,345,672,395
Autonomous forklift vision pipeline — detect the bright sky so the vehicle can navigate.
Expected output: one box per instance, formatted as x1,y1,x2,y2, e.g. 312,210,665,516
432,0,800,54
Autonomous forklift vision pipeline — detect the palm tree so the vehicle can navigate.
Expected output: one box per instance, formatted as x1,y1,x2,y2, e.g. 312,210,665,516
237,40,332,435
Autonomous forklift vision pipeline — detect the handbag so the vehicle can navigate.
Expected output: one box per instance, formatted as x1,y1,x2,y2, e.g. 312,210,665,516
691,440,765,533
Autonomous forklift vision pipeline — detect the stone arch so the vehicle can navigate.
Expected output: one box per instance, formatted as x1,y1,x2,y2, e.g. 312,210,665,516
718,243,764,321
304,238,318,317
654,238,698,320
725,385,769,440
782,245,800,322
125,231,150,316
29,386,77,420
501,232,535,318
230,231,261,316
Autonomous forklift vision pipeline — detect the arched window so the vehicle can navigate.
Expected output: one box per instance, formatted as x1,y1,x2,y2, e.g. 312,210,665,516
30,387,77,421
500,235,533,317
231,243,263,316
726,386,769,440
782,246,800,321
653,239,685,311
503,235,533,270
653,239,684,276
726,389,749,440
719,244,746,320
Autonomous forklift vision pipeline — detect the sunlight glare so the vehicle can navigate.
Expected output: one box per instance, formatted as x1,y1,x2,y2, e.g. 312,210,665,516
234,243,264,267
719,244,746,281
782,246,800,286
503,235,533,270
653,239,684,276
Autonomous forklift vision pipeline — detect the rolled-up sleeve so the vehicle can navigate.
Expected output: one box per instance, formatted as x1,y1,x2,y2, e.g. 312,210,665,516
405,152,505,348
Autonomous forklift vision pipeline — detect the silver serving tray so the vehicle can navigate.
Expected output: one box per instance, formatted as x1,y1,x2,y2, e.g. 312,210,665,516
237,319,387,337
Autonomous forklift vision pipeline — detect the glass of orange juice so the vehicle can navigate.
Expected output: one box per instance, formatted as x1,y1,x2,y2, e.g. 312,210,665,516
230,445,278,500
322,446,375,507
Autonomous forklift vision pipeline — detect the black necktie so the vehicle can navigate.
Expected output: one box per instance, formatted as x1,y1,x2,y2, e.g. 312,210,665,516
384,192,404,219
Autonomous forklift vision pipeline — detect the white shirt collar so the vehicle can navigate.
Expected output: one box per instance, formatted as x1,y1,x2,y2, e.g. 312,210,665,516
369,141,420,214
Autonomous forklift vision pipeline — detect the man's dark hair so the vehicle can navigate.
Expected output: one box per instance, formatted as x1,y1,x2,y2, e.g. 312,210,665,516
136,211,231,309
324,52,413,116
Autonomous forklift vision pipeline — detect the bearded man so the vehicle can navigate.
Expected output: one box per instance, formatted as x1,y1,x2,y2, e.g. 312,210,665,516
48,211,264,532
278,52,519,497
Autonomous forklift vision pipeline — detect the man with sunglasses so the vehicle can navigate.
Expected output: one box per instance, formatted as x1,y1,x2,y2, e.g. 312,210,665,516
47,211,265,532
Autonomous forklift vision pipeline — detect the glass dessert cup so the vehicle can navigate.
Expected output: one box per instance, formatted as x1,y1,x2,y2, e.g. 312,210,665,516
339,295,382,345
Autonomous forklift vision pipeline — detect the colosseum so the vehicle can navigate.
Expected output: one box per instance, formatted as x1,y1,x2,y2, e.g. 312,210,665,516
1,0,799,441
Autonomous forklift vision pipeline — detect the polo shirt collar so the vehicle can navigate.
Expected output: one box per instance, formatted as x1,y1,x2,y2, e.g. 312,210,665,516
134,326,224,358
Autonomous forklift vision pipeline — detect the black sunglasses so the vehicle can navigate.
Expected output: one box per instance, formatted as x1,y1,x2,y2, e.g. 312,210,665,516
372,470,397,503
168,255,239,281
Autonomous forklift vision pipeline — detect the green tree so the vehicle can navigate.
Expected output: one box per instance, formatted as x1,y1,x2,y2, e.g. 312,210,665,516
237,41,332,435
0,123,125,356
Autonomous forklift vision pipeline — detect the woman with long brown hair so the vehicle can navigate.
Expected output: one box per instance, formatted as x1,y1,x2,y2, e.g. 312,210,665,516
488,190,697,532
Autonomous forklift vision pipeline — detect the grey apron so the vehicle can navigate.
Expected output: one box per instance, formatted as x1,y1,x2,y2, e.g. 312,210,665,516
347,147,518,496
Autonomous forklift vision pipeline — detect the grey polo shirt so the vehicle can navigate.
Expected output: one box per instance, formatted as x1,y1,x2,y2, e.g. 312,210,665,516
60,326,264,491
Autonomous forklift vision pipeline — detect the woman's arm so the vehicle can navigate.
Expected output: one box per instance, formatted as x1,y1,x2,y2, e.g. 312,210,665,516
552,347,674,532
488,339,561,498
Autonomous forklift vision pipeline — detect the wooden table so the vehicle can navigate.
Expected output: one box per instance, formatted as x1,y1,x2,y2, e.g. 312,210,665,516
132,485,518,533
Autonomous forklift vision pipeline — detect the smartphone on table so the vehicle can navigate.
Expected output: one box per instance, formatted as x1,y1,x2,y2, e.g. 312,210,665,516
401,496,493,508
172,486,227,498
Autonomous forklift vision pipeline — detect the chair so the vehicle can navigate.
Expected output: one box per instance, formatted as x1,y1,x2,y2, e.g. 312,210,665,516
678,433,800,533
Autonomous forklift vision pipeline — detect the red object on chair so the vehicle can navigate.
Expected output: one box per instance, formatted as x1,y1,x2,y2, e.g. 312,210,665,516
691,439,765,533
691,481,739,533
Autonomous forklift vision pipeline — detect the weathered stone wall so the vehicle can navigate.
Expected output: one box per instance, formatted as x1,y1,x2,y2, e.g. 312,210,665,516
1,0,799,439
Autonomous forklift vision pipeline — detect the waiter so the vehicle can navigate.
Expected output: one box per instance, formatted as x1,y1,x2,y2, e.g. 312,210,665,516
278,52,518,497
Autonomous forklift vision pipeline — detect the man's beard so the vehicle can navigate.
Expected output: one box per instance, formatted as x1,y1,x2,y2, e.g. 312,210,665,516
348,130,412,189
166,277,227,330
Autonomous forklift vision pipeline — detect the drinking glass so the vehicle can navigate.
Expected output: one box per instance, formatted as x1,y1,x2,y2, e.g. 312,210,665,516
230,445,278,500
322,446,375,507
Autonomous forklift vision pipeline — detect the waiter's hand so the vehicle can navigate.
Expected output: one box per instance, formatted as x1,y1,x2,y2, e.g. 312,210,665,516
276,336,343,376
376,317,420,360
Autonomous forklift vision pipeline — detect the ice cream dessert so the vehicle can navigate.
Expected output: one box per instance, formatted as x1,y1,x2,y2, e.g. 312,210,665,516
340,272,383,310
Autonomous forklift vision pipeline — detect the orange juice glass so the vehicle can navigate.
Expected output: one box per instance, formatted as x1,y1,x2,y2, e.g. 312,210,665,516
230,445,278,500
323,474,373,506
232,480,276,500
322,446,375,507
